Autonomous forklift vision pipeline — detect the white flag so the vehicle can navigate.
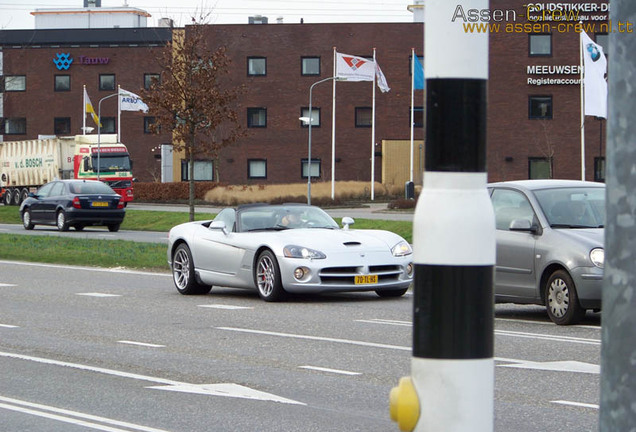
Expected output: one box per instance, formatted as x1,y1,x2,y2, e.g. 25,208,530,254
581,31,607,118
375,62,390,93
335,52,375,82
119,88,149,113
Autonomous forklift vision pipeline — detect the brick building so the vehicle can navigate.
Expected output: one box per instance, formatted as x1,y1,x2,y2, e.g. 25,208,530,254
0,1,610,186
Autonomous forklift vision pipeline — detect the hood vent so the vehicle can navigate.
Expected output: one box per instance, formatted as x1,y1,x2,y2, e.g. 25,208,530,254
343,241,361,247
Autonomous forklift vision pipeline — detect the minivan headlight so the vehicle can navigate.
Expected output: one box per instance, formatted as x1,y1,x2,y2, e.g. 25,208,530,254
590,248,604,268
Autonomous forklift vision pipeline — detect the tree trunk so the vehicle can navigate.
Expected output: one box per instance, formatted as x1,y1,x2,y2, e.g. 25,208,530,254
188,132,196,222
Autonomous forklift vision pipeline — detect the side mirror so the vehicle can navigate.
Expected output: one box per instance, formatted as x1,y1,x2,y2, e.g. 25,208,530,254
509,218,539,234
342,216,355,230
210,220,229,235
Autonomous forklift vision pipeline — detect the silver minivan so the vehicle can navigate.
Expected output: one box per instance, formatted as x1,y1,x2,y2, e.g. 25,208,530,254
488,180,604,325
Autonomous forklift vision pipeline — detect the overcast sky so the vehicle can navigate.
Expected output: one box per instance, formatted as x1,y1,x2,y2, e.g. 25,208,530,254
0,0,416,29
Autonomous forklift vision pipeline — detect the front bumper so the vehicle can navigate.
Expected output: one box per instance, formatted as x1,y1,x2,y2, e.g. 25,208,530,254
570,265,603,310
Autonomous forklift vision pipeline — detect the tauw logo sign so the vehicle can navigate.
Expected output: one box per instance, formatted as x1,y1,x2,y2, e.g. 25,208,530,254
53,53,111,70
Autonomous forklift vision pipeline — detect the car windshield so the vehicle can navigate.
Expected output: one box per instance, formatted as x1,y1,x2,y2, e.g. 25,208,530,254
534,187,605,228
237,205,339,232
69,181,116,195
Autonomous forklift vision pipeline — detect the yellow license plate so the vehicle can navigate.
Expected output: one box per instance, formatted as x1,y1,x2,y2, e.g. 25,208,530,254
91,201,108,207
355,275,378,285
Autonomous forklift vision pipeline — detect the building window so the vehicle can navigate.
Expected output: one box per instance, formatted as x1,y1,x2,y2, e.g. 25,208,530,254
355,107,372,127
411,106,424,127
300,107,320,127
247,57,267,76
247,108,267,128
529,34,552,56
54,75,71,91
181,160,214,181
3,118,27,134
144,116,157,134
594,157,605,182
595,34,609,57
99,74,116,91
301,158,321,179
101,117,116,133
144,73,160,90
4,75,26,91
301,57,320,76
54,117,71,135
248,159,267,179
528,157,552,179
529,96,553,119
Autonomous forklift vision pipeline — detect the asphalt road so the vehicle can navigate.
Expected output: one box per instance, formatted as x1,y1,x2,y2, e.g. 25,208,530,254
0,261,601,431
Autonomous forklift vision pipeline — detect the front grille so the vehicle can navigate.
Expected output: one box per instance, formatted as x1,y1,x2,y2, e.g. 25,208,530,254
319,265,403,285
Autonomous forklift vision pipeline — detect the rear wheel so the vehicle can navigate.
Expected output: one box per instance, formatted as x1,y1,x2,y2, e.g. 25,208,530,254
22,209,34,230
3,190,11,206
375,288,408,298
11,189,20,206
545,270,585,325
255,250,286,302
172,244,211,295
19,188,28,204
107,223,120,232
74,224,85,231
56,210,69,232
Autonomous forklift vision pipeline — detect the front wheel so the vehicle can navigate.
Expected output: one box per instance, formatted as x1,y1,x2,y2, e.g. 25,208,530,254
255,250,286,302
172,244,211,295
545,270,585,325
22,209,35,230
56,210,69,232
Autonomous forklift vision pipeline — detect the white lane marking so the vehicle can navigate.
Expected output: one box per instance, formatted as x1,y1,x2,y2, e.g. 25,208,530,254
496,330,601,345
0,324,19,328
76,293,122,298
0,283,17,287
299,366,362,376
0,396,171,432
552,400,599,410
216,327,410,351
118,340,165,348
355,319,410,327
148,383,305,405
0,351,304,405
496,317,601,330
0,260,170,277
198,304,253,310
498,360,600,374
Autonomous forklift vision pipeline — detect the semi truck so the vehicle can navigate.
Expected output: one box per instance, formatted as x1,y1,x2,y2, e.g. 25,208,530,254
0,134,134,206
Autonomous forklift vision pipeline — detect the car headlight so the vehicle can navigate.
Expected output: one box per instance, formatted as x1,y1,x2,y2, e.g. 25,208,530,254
392,241,413,257
590,248,604,268
283,245,326,259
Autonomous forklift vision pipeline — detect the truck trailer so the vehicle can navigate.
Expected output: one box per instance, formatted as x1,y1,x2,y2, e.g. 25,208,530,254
0,134,134,206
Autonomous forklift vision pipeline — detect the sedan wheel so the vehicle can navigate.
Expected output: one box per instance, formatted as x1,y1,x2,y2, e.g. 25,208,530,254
172,244,211,295
545,270,585,325
255,250,286,302
56,210,69,232
22,209,35,230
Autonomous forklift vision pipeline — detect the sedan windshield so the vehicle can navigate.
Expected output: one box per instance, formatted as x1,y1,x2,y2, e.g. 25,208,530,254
238,205,339,232
534,187,605,228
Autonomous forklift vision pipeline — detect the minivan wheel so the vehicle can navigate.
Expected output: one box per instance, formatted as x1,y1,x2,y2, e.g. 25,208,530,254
545,270,585,325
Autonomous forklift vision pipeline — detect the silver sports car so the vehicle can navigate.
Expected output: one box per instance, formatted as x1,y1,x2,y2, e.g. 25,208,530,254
167,203,414,301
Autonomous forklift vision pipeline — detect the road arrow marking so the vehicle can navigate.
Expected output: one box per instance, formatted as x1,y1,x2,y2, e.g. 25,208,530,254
552,400,599,409
198,304,253,310
147,383,305,405
299,365,361,376
76,293,122,297
498,360,600,374
118,340,166,348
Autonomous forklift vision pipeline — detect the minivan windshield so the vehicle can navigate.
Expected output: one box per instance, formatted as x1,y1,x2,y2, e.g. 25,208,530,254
534,187,605,228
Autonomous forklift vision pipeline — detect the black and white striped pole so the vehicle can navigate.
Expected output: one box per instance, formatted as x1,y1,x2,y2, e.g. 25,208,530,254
390,1,495,431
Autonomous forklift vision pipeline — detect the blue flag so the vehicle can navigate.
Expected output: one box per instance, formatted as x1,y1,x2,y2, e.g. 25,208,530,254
414,55,424,90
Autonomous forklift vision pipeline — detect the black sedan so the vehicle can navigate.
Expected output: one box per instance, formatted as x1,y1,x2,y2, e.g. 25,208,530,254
19,180,125,232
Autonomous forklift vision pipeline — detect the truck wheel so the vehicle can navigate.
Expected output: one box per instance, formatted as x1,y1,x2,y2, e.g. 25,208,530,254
56,210,69,232
2,190,10,206
11,189,20,206
22,209,35,230
19,188,29,204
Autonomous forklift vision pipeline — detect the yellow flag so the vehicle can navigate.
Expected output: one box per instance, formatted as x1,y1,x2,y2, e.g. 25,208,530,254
84,88,102,127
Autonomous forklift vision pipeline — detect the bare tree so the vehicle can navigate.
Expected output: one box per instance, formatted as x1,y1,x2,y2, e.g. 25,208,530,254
533,119,555,178
142,20,245,220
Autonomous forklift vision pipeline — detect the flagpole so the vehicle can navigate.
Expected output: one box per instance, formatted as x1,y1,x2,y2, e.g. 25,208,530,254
371,48,377,201
410,48,415,183
117,85,122,143
331,47,337,200
580,28,586,181
82,85,87,135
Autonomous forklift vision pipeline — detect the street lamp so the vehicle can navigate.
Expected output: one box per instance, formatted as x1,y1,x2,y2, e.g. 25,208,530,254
300,76,338,205
97,91,119,181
